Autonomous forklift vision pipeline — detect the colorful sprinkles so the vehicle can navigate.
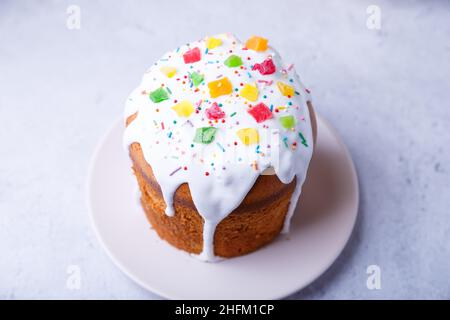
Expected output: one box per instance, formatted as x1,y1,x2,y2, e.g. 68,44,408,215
136,33,312,177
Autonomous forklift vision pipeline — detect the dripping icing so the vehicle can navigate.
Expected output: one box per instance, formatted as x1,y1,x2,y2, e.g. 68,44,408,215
123,33,313,261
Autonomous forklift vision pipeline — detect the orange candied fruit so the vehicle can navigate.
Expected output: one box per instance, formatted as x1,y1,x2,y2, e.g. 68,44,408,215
245,36,268,52
208,77,233,98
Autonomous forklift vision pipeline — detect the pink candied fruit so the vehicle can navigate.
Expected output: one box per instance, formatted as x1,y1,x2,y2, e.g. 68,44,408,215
205,102,226,120
183,47,201,64
252,58,276,75
248,102,273,123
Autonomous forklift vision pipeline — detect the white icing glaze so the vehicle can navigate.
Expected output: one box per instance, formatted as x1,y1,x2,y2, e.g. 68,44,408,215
123,33,313,261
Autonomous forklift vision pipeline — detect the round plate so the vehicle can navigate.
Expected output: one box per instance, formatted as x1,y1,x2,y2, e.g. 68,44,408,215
87,114,359,299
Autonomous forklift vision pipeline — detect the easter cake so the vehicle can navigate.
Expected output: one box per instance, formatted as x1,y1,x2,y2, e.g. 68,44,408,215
124,33,316,261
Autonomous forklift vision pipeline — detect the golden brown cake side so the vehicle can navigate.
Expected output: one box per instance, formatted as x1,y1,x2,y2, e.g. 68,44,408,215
126,102,316,258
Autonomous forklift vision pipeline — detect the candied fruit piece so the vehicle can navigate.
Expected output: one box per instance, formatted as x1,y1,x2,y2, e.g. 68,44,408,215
172,100,194,117
190,72,204,87
252,58,276,75
247,103,273,123
205,102,226,120
206,37,222,50
208,77,233,98
245,36,268,52
279,115,296,129
149,87,169,103
277,81,295,97
160,66,177,78
194,127,218,144
183,47,201,64
239,83,258,102
224,55,243,68
237,128,259,145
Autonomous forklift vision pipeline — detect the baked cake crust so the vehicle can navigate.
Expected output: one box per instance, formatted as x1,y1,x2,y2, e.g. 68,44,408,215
126,102,317,258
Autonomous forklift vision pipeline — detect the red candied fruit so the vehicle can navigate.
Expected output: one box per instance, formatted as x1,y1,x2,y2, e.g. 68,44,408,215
205,102,226,120
248,103,273,123
252,58,276,75
183,47,201,64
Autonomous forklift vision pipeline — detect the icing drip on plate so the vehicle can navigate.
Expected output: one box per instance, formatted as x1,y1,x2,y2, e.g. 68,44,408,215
123,33,314,262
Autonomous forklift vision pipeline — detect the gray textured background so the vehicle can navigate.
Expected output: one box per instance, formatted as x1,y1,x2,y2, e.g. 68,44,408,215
0,0,449,299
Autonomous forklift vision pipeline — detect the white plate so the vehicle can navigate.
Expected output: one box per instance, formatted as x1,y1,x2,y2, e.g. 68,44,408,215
87,114,359,299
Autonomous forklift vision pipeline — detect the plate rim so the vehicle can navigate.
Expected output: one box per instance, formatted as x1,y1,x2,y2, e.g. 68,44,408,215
86,113,359,299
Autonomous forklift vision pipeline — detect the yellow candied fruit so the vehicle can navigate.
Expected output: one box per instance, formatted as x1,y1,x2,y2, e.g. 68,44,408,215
172,100,194,117
160,66,177,78
237,128,259,145
245,36,268,52
208,77,233,98
206,37,222,50
277,81,295,97
239,83,259,102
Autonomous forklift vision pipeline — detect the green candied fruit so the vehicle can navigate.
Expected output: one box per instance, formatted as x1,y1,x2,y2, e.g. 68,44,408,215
224,55,243,68
193,127,218,144
190,72,204,87
279,115,296,129
149,87,169,103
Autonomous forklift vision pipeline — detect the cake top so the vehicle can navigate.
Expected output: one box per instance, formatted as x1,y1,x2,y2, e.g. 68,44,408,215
124,33,314,261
